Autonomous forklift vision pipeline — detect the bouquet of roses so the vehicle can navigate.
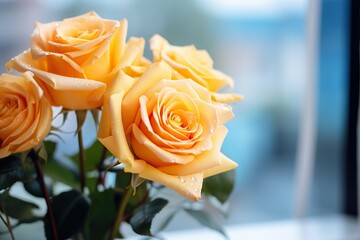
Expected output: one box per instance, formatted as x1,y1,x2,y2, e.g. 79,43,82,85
0,12,242,240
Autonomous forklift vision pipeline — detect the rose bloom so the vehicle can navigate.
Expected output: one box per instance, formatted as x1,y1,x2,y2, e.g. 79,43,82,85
0,72,52,158
150,34,242,103
6,12,149,110
98,62,237,201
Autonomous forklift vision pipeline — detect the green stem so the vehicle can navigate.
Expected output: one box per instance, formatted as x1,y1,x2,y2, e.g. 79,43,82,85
110,186,133,239
77,127,86,193
0,213,14,240
97,146,108,187
30,150,58,240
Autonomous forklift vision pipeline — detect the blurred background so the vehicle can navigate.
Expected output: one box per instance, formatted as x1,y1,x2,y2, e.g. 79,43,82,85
0,0,350,236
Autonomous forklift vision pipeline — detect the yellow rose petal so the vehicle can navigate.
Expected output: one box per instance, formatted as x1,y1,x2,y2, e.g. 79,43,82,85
158,126,227,176
137,163,204,201
204,153,238,178
122,62,172,130
108,91,135,167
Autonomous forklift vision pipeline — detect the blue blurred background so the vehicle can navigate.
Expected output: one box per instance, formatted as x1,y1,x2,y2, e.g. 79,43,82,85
0,0,349,234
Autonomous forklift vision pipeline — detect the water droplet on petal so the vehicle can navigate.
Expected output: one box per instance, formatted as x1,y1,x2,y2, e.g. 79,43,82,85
191,176,197,182
178,176,186,183
190,182,194,186
194,188,198,192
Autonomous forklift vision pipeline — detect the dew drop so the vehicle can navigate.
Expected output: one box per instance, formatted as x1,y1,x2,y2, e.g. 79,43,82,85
191,176,197,182
194,188,198,192
178,176,186,183
190,182,194,186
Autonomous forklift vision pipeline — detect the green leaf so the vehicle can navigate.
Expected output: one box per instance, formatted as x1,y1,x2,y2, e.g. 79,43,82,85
84,189,117,240
70,140,105,173
23,176,53,198
44,141,57,159
44,190,90,240
152,209,177,234
115,170,132,189
86,176,98,193
203,170,235,204
184,209,228,239
0,191,39,221
126,182,148,212
43,157,79,188
0,155,34,190
130,198,168,236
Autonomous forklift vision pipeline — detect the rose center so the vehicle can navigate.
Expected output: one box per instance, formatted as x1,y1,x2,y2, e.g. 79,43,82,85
56,17,103,44
171,114,182,126
0,98,18,117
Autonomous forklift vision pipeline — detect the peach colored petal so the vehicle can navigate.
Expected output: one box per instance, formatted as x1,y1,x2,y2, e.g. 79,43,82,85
131,124,195,166
108,91,135,167
7,51,106,109
214,102,235,125
211,92,244,103
8,50,84,79
150,34,236,92
98,71,136,146
144,79,212,104
149,34,170,61
122,62,172,130
135,163,204,201
116,37,145,70
83,46,111,81
110,19,128,67
0,72,52,158
31,22,57,59
162,54,209,88
204,153,238,178
138,94,199,150
158,126,227,176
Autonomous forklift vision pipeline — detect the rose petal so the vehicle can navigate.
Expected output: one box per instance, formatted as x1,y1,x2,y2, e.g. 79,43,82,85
131,124,195,166
0,72,52,158
122,62,173,130
204,153,238,178
134,162,204,201
158,126,227,176
97,71,136,150
214,102,235,125
107,91,135,167
211,92,244,103
6,51,106,109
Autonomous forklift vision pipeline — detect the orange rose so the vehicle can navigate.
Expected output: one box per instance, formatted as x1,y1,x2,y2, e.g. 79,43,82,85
0,72,52,158
98,62,237,201
6,12,149,110
150,34,242,103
